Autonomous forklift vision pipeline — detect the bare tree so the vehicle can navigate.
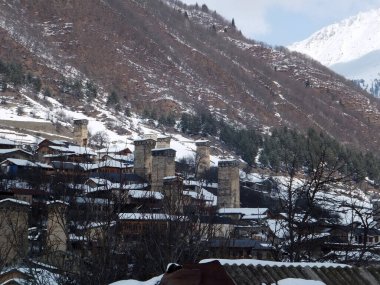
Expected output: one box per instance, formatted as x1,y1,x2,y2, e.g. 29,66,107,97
273,139,353,262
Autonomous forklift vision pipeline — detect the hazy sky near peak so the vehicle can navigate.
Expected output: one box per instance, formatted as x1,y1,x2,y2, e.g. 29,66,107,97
180,0,380,46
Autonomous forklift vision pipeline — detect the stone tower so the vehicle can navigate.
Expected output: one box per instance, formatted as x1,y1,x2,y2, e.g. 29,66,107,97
217,160,240,208
156,136,171,148
73,119,89,146
134,138,156,181
151,148,176,192
0,199,30,264
46,200,68,252
163,176,184,214
195,140,210,178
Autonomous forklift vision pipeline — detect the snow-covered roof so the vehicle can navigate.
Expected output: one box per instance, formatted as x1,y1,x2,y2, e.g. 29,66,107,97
183,180,218,188
200,258,349,268
1,158,37,167
128,190,163,200
218,208,268,217
109,275,163,285
243,172,268,183
0,148,32,155
183,188,217,206
73,197,113,205
35,162,53,169
84,183,149,193
0,138,18,146
76,221,116,230
89,160,131,170
97,145,132,154
163,176,177,180
101,153,134,161
118,213,186,221
50,140,68,146
49,145,96,155
85,177,113,187
46,200,69,206
0,198,30,206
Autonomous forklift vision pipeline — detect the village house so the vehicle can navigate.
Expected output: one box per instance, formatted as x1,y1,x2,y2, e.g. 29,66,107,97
0,148,33,161
37,142,97,164
208,238,274,260
0,138,20,149
117,213,171,239
97,145,132,157
36,139,70,157
0,158,54,176
87,160,133,175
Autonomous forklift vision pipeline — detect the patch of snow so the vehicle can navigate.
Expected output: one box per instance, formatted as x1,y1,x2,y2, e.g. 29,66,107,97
109,275,162,285
275,278,326,285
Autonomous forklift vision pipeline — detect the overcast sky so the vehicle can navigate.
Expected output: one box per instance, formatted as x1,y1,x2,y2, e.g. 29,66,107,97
181,0,380,46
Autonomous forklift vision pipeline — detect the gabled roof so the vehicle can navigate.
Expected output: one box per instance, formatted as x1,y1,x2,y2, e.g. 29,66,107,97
128,190,163,200
0,138,18,146
49,145,96,156
183,188,217,206
218,208,269,220
0,158,37,167
97,145,132,154
50,161,89,171
118,213,187,221
0,198,30,206
101,153,134,162
89,160,131,170
218,261,380,285
0,148,32,156
85,177,113,187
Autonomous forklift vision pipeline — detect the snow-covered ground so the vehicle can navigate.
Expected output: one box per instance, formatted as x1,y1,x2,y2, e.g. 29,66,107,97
0,89,227,163
109,275,162,285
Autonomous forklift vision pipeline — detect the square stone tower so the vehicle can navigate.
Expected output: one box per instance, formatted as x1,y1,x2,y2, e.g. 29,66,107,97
156,135,171,148
0,199,30,265
217,160,240,208
195,140,210,178
134,138,157,181
151,148,176,192
163,176,184,214
46,200,68,253
73,119,89,146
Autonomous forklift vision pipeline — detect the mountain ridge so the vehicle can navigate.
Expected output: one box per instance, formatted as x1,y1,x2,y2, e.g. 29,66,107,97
288,7,380,97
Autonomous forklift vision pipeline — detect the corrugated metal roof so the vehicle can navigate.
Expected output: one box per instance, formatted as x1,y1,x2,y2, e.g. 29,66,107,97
223,264,380,285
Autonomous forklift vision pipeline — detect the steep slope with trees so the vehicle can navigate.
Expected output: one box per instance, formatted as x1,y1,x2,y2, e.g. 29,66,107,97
0,0,380,153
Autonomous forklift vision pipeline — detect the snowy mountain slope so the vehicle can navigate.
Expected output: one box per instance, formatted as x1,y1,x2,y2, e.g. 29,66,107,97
0,90,224,164
331,50,380,97
289,8,380,66
288,8,380,97
1,0,380,153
